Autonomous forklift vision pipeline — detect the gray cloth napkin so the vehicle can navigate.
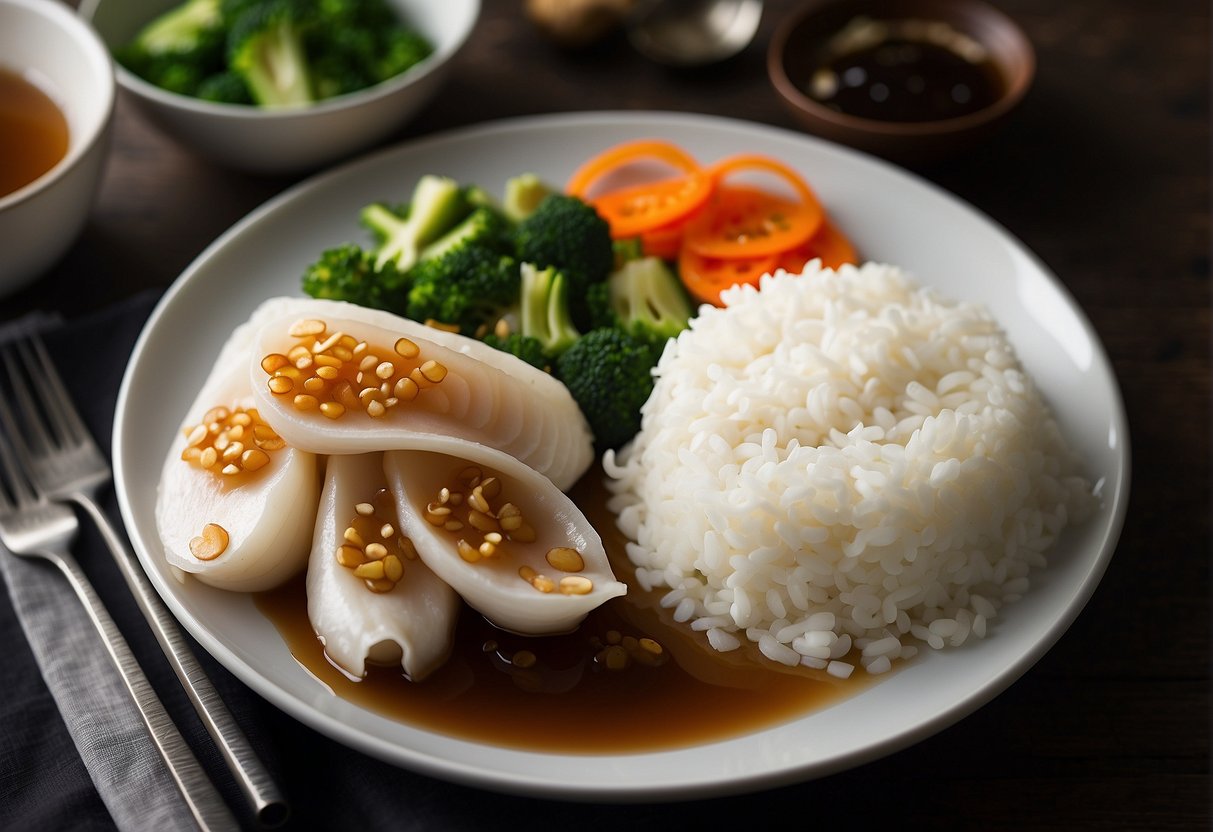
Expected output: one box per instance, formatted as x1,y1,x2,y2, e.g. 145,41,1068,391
0,302,200,832
0,551,198,832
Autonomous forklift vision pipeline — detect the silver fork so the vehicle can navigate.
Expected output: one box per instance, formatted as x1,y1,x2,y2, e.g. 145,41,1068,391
1,332,288,828
0,402,238,832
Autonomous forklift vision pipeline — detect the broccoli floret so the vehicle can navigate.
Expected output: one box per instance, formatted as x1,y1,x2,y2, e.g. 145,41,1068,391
592,256,693,340
372,28,432,83
510,194,614,327
196,70,253,103
301,243,409,313
502,173,555,223
519,263,581,358
362,175,471,272
302,0,430,97
420,207,511,261
226,0,315,107
126,0,224,55
307,27,377,98
117,0,432,105
612,237,644,267
555,328,664,451
405,245,520,335
481,332,550,371
116,0,227,94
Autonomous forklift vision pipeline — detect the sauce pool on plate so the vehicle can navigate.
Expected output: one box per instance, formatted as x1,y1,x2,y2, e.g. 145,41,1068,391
255,471,876,753
0,67,69,198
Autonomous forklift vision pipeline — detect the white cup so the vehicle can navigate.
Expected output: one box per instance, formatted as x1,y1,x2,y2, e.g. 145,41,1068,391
0,0,115,297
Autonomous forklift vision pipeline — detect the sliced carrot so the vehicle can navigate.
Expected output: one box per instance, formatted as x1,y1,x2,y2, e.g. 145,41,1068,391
683,154,825,259
566,139,711,239
776,218,860,272
591,172,713,239
563,141,857,304
640,221,686,260
565,139,701,198
678,246,778,307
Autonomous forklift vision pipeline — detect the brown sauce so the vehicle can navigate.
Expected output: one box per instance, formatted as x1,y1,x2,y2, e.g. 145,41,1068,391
255,470,876,753
0,67,69,198
805,19,1004,123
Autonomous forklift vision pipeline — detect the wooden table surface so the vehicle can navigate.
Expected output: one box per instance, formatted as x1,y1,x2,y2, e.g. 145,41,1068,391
4,0,1209,828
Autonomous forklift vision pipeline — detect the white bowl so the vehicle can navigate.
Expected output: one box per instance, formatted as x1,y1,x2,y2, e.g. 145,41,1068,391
0,0,115,297
79,0,480,175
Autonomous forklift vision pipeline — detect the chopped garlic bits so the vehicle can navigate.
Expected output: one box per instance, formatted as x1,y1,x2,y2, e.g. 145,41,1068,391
179,405,282,479
308,453,459,681
249,298,595,491
188,522,229,560
335,487,417,594
419,465,595,598
158,298,322,593
261,318,451,423
385,447,626,636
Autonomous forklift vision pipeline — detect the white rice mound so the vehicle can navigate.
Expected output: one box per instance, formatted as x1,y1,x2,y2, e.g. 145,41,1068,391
603,262,1095,677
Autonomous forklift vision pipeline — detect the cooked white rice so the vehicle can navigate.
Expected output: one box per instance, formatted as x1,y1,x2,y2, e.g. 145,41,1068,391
603,262,1095,676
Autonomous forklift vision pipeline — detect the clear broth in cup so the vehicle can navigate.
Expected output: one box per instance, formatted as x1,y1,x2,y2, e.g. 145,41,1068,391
0,67,69,199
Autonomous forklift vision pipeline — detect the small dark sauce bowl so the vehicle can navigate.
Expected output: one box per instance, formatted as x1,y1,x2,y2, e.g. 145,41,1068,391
767,0,1034,164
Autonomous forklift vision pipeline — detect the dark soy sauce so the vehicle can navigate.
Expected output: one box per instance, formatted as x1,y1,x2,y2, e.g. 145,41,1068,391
805,19,1004,123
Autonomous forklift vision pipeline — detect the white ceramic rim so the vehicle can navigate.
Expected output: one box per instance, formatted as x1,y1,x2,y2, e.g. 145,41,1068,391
77,0,480,123
112,111,1130,802
0,0,115,211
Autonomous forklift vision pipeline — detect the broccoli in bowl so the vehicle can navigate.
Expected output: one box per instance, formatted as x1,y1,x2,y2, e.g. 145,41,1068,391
115,0,434,107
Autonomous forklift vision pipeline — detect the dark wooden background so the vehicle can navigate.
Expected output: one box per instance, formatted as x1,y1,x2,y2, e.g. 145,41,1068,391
3,0,1208,828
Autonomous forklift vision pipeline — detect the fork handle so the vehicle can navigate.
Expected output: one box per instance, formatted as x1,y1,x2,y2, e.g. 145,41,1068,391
48,548,239,832
73,492,289,830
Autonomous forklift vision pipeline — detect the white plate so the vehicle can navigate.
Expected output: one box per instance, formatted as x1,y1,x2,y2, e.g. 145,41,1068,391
113,111,1130,801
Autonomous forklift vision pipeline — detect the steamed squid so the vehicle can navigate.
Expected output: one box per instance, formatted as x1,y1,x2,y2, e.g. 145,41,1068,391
384,445,626,635
247,297,594,491
158,294,629,677
156,299,320,592
308,452,459,681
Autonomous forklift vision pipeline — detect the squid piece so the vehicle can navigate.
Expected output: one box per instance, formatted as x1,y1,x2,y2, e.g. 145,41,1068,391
156,300,320,592
383,444,627,636
247,297,594,491
308,453,460,681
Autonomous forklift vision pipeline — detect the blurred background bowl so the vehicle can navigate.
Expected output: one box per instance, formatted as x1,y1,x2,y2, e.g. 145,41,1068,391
767,0,1034,164
79,0,480,175
0,0,115,298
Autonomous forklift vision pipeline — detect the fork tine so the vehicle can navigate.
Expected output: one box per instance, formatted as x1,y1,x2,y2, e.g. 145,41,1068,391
0,341,56,458
25,334,92,449
0,398,37,512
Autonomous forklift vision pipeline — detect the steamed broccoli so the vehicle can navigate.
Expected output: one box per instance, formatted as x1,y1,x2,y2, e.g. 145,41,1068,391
301,243,409,313
116,0,227,95
135,0,224,52
555,328,664,451
588,256,693,340
372,28,433,83
481,331,549,371
305,11,431,98
307,28,377,98
519,263,580,358
502,173,555,223
510,194,614,327
115,0,433,106
362,175,471,272
196,70,253,103
405,245,520,335
226,0,314,107
420,206,511,261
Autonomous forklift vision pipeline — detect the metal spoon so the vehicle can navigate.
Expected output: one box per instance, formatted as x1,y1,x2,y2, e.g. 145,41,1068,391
628,0,764,67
